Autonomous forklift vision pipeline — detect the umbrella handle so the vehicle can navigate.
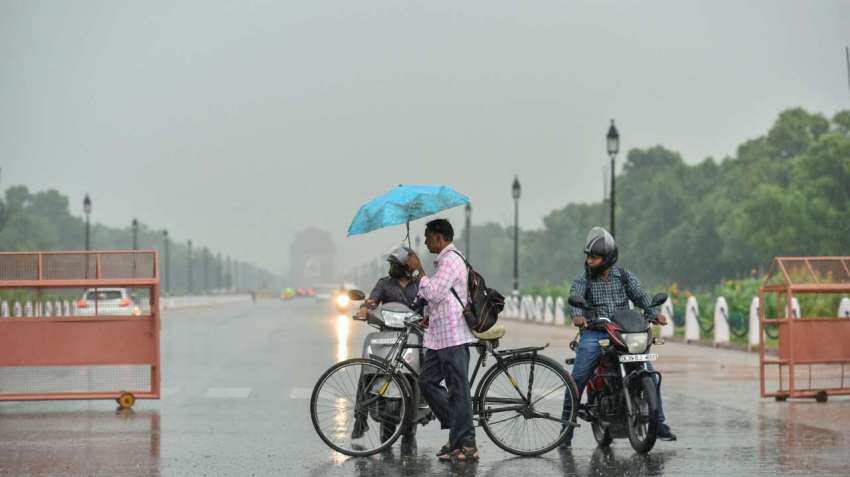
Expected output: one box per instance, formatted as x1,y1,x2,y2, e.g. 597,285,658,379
406,220,411,249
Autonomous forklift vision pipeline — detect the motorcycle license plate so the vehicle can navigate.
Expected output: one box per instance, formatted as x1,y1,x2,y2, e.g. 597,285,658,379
619,353,658,363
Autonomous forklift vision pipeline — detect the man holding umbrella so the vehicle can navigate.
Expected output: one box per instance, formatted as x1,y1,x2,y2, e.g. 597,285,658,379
406,219,479,462
347,184,476,460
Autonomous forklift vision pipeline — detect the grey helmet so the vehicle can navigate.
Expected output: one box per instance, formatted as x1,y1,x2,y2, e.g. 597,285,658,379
584,226,618,277
386,245,412,278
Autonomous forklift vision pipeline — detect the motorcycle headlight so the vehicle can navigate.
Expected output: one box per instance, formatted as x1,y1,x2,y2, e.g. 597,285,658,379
622,332,649,354
381,310,408,328
335,294,350,308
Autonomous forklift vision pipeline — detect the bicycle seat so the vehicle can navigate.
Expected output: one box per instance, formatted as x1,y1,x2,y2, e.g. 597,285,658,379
473,324,506,341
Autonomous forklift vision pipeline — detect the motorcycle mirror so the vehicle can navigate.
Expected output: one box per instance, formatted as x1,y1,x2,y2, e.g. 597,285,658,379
347,289,366,301
568,295,587,309
650,293,668,307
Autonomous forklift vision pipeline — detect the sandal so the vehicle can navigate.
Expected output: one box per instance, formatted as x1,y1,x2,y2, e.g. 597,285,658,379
436,441,453,460
451,444,479,462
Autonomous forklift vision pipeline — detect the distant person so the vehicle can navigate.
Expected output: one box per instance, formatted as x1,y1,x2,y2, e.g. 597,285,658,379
560,226,676,450
407,218,478,462
251,291,256,304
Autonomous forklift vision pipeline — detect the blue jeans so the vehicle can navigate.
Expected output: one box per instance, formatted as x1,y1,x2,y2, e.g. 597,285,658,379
419,345,476,449
561,330,666,443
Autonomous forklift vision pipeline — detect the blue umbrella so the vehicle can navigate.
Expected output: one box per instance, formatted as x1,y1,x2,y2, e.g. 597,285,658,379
347,184,470,244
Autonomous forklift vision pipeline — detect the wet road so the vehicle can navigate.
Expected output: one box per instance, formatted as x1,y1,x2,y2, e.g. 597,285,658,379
1,299,849,476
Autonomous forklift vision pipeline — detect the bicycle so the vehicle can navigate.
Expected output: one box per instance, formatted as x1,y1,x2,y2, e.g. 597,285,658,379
310,310,579,457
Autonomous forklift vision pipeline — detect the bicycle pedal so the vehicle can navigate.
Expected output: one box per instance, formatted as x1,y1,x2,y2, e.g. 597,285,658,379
565,358,575,365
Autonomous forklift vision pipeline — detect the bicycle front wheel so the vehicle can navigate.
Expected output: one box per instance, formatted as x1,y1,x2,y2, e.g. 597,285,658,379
310,358,409,456
478,354,577,456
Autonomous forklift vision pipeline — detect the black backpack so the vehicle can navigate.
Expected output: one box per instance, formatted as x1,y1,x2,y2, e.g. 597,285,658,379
449,251,505,333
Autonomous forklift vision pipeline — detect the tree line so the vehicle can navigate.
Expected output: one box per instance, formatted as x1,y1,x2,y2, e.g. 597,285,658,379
0,186,280,294
460,107,850,293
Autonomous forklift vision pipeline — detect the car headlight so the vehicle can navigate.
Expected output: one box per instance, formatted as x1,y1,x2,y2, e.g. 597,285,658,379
622,332,649,354
335,294,350,308
381,310,408,328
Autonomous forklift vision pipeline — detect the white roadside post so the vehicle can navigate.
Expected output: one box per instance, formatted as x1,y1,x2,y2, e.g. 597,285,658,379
544,296,554,324
534,296,544,322
555,297,566,325
713,297,731,347
786,297,801,319
748,296,760,351
839,297,850,318
660,297,675,338
684,295,701,343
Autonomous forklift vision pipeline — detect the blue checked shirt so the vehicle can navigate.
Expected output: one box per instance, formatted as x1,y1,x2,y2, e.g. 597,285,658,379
569,266,657,321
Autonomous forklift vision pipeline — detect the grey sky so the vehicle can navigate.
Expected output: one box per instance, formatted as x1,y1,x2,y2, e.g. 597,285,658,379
2,1,848,276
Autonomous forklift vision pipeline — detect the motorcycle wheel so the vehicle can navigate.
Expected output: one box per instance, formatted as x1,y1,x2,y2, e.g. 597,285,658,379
627,375,659,453
588,391,613,447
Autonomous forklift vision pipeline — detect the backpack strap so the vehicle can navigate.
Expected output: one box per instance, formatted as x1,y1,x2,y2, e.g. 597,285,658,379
450,287,465,307
449,250,470,308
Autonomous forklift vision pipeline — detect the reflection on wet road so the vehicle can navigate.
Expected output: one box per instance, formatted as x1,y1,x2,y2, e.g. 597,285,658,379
1,300,848,476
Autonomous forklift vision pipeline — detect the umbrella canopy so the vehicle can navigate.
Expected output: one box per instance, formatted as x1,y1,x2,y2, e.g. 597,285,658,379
347,184,470,237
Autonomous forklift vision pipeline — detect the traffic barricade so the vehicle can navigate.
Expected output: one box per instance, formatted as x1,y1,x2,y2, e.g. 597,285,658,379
759,257,850,401
0,250,160,408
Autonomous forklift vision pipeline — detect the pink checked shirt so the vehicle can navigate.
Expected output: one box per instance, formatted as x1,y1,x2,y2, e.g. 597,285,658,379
418,244,476,350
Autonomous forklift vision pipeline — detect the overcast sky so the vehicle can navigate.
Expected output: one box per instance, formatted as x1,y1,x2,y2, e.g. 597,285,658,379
2,0,848,274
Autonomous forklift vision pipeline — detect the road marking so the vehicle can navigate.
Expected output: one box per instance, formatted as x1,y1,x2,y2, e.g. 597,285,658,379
289,388,312,399
204,387,252,398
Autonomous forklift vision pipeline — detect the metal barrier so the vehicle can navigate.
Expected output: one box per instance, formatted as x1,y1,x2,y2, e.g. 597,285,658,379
759,257,850,401
0,250,160,407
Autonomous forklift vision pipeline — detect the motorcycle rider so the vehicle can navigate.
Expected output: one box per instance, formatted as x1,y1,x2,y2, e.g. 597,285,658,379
561,226,677,449
351,246,420,440
355,246,420,319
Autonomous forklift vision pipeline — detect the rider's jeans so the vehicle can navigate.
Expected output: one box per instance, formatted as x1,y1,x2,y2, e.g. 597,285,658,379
561,330,667,443
419,344,476,449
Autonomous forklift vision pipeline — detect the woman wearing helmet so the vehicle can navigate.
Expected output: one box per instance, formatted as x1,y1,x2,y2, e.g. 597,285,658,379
560,226,676,449
354,246,420,319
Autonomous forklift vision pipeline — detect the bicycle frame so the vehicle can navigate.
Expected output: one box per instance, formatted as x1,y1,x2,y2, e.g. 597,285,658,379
365,321,555,421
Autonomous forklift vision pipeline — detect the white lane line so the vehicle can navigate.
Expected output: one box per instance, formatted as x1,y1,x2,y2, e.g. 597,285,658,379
289,388,312,399
204,387,252,398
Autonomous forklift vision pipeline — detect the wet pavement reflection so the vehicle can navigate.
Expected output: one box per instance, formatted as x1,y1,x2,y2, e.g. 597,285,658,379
0,407,160,476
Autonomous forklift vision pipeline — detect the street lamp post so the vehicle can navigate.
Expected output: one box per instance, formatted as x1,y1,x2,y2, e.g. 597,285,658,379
131,218,139,250
187,240,193,294
465,203,472,259
83,194,92,251
606,119,620,237
83,194,92,279
512,176,521,295
131,218,139,277
163,230,170,295
202,247,209,293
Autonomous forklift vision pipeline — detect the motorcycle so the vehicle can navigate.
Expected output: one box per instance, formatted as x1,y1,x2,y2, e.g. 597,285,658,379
567,293,668,453
351,294,432,443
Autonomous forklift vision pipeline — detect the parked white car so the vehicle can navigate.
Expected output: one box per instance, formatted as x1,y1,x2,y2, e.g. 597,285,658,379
76,288,141,316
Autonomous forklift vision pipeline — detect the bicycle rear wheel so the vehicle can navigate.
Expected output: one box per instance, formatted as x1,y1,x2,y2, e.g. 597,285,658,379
478,355,578,456
478,355,577,456
310,358,408,456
